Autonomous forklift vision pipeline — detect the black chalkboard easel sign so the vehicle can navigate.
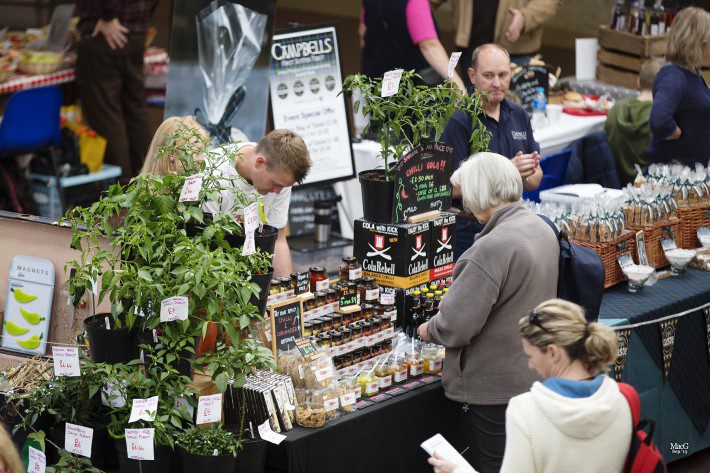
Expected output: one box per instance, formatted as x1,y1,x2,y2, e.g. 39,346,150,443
269,297,305,357
339,284,358,308
391,142,455,224
294,271,310,295
510,65,549,112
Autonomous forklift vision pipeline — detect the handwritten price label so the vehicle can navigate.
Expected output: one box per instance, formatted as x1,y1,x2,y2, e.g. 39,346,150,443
241,202,259,256
381,69,403,97
28,446,46,473
65,423,93,458
160,296,189,322
447,52,462,78
125,428,155,461
52,347,81,377
179,173,204,202
129,396,159,423
196,393,222,425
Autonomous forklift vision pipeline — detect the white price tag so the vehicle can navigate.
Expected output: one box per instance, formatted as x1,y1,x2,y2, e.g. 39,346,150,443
129,396,159,423
101,380,126,408
447,52,462,78
365,288,379,301
179,173,204,202
160,296,189,322
174,397,195,417
394,368,408,383
28,446,45,473
125,428,155,461
379,375,392,389
241,202,260,256
340,392,356,407
313,365,333,382
65,423,93,458
241,232,256,256
380,293,395,306
348,267,362,281
196,393,222,425
315,278,330,292
324,398,339,412
52,347,81,377
381,69,403,97
258,419,286,445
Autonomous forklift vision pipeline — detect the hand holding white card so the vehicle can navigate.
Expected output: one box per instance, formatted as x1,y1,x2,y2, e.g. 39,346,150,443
129,396,159,423
381,69,403,97
125,428,155,461
52,347,81,377
196,393,222,425
179,173,204,202
65,423,93,458
160,296,189,322
421,433,471,468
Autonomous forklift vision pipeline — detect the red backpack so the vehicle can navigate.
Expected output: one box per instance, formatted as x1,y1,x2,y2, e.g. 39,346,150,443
617,382,667,473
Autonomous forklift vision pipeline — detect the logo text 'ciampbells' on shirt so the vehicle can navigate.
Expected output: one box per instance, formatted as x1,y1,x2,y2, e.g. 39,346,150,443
511,130,527,141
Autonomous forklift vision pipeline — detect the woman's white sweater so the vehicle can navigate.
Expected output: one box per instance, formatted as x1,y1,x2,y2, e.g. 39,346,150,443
454,376,633,473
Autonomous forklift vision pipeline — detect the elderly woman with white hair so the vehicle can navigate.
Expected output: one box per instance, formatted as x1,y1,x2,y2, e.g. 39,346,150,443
418,152,559,473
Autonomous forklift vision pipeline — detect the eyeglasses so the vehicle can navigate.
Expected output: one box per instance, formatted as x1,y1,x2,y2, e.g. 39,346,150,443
528,310,548,333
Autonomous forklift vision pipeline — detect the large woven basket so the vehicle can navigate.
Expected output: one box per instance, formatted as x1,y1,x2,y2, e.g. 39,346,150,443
677,202,710,249
17,52,63,75
627,218,681,269
573,230,637,288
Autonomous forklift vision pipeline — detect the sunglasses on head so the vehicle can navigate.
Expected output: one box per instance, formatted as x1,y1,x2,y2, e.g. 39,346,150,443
528,310,548,333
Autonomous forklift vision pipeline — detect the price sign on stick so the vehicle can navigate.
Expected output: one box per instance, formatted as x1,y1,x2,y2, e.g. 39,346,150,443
381,69,403,97
52,347,80,377
160,296,189,322
125,428,155,461
179,173,204,202
196,393,222,425
242,202,260,256
28,447,45,473
65,423,93,458
129,396,159,423
447,52,462,78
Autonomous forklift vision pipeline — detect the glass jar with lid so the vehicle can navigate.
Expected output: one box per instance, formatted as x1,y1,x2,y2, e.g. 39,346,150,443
390,358,408,384
359,277,379,304
330,313,343,330
310,319,324,336
340,256,362,282
357,371,379,397
314,292,327,307
309,267,327,293
374,362,393,389
278,277,291,293
340,327,352,343
405,353,424,378
343,352,354,368
342,310,355,326
316,332,331,349
290,272,298,291
349,322,362,339
329,330,343,347
371,318,382,334
303,297,316,312
352,308,364,323
269,280,280,295
361,303,375,321
361,321,373,337
377,314,393,331
325,289,338,304
303,322,313,337
422,344,443,374
320,315,334,331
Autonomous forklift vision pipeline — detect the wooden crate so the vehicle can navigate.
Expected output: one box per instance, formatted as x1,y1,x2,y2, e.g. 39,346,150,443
628,218,681,269
598,25,668,57
597,64,640,89
677,203,710,249
573,230,636,289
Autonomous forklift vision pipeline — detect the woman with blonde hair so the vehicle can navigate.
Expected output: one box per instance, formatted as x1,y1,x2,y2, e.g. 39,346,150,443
428,299,635,473
648,6,710,166
140,115,210,176
0,423,23,473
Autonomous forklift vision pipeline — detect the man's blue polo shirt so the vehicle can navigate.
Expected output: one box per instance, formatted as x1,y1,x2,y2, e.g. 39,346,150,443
441,99,540,258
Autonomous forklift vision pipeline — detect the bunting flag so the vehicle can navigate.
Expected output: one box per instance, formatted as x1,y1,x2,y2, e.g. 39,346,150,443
613,329,632,382
660,318,679,381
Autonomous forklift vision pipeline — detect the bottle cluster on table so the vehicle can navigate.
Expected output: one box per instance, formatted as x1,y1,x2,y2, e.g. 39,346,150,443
611,0,675,36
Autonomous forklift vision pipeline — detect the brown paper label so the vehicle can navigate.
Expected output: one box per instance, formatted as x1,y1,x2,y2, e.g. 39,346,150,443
660,319,679,381
614,328,632,382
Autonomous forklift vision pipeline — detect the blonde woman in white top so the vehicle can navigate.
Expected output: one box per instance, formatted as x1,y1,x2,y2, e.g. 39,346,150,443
429,299,633,473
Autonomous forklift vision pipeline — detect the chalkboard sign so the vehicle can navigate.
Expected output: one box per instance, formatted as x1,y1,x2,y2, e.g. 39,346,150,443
510,65,549,112
288,185,340,236
339,283,358,308
391,142,455,224
269,298,304,357
294,272,310,295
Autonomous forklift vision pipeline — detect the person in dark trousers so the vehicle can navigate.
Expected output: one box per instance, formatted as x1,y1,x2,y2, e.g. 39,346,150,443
75,1,157,184
647,7,710,167
441,43,541,258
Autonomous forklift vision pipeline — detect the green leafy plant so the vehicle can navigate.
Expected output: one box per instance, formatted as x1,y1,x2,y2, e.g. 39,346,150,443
46,450,102,473
197,338,275,393
177,426,241,456
342,70,490,179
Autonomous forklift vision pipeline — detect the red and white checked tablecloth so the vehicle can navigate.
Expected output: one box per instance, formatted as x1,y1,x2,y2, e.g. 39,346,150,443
0,47,169,95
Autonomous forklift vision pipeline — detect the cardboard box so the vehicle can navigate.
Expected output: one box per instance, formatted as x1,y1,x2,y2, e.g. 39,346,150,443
429,213,456,281
354,218,431,287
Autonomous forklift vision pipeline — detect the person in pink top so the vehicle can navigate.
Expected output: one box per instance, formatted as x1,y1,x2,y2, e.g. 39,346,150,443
360,0,466,93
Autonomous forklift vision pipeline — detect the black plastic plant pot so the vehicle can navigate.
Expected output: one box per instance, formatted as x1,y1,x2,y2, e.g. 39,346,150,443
116,441,172,473
177,447,238,473
84,314,139,364
49,423,109,469
137,332,196,379
249,268,274,317
226,224,279,256
359,170,395,224
235,438,267,473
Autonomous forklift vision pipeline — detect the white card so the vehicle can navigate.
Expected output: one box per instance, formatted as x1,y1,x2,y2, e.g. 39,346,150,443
101,380,126,408
420,433,470,468
196,393,222,425
257,419,286,445
340,392,356,407
241,232,256,256
447,52,462,78
381,69,403,97
129,396,159,423
28,446,46,473
65,423,93,458
159,296,189,322
315,278,330,292
179,173,204,202
125,428,155,461
243,202,260,232
174,397,195,417
52,347,81,377
380,292,395,306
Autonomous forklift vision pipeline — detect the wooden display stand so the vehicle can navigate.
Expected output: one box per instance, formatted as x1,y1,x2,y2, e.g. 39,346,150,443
596,26,668,89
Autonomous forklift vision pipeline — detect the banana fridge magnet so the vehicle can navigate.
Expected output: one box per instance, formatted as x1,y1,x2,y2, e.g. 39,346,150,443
2,255,54,355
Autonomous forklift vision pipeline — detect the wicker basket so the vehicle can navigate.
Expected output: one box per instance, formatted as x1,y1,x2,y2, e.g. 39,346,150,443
677,202,710,249
627,218,681,269
17,52,63,75
573,230,637,288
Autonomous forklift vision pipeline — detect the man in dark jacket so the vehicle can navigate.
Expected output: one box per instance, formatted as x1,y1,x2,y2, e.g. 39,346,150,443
604,58,664,185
